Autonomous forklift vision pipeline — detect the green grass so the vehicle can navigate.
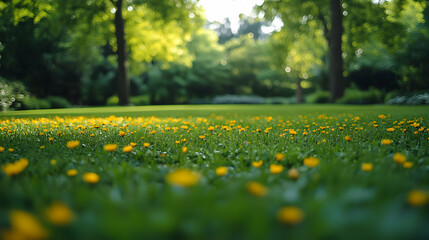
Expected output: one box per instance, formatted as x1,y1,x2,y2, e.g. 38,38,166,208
1,105,429,240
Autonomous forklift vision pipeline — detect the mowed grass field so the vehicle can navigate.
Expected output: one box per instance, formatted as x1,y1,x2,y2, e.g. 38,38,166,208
1,104,429,240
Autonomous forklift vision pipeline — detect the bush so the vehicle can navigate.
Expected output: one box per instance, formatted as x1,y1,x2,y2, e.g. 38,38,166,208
130,95,150,106
336,88,383,104
106,95,119,106
0,78,29,111
387,93,429,105
306,90,330,103
45,96,72,108
21,96,51,110
212,95,265,104
265,97,296,104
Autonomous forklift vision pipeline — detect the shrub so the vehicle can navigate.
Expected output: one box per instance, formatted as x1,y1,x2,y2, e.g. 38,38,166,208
106,95,119,106
306,90,330,104
130,95,150,106
387,93,429,105
0,78,29,111
212,95,265,104
336,88,383,104
265,97,296,104
46,96,72,108
21,96,51,110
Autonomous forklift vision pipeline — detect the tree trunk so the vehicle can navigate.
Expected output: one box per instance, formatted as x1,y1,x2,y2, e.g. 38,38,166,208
114,0,129,105
329,0,344,102
296,78,303,104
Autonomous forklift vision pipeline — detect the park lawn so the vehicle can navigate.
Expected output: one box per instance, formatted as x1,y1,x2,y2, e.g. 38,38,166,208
0,104,429,240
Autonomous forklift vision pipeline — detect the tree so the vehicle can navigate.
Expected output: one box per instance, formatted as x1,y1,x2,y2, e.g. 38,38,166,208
258,0,344,102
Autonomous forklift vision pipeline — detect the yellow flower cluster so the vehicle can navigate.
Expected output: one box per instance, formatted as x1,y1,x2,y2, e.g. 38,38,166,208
2,158,28,176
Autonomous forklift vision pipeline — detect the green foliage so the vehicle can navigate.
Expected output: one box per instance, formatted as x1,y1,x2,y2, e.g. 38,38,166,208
21,96,51,110
106,95,119,106
130,95,150,106
212,95,265,104
336,88,383,104
45,96,72,108
306,90,331,104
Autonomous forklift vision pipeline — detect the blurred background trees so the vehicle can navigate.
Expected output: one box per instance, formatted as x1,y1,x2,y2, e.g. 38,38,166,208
0,0,428,110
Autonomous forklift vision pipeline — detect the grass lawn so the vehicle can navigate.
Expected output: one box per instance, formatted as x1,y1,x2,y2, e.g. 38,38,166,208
1,104,429,239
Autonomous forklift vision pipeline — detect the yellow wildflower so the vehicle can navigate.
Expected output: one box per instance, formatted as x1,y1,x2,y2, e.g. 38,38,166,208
208,126,215,131
119,131,126,136
252,160,263,168
303,156,319,168
123,145,133,153
45,202,74,226
9,210,48,240
143,143,150,148
130,142,137,147
83,172,99,184
288,168,299,180
277,206,304,225
345,136,352,142
67,169,78,176
275,153,285,161
0,146,4,152
166,169,200,187
393,153,406,164
361,163,373,172
387,128,395,132
50,159,56,165
182,146,188,153
2,158,28,176
270,164,284,174
104,144,118,152
403,162,413,168
199,135,205,140
407,190,427,206
66,140,80,149
9,148,14,152
216,166,228,176
246,182,267,197
381,139,393,145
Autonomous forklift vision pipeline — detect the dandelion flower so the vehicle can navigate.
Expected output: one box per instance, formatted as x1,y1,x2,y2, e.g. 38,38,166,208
130,142,137,147
246,182,267,197
252,160,263,168
345,136,352,142
45,202,74,226
0,146,4,152
216,166,228,176
166,169,200,187
143,143,150,148
361,163,373,172
393,153,406,164
104,144,117,152
199,135,205,140
8,148,14,152
182,146,188,153
407,190,427,206
387,128,395,132
270,164,284,174
67,169,78,176
123,145,133,153
277,206,304,225
2,158,28,176
208,126,215,131
381,139,393,145
66,141,80,149
10,210,48,239
83,172,99,184
403,162,413,168
275,153,285,161
288,168,299,180
119,131,126,137
303,156,319,168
